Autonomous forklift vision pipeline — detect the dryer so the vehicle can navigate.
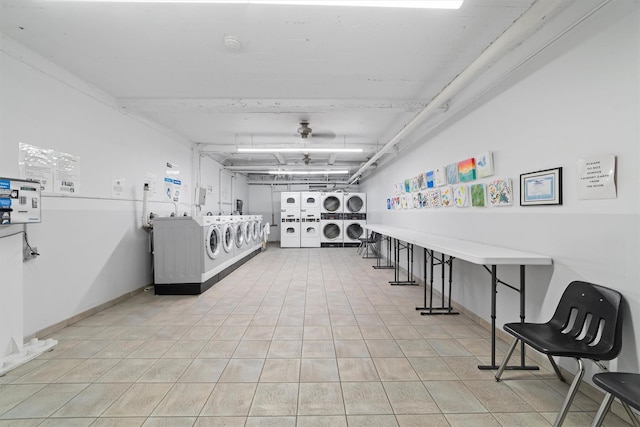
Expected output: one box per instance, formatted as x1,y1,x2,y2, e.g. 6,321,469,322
300,207,321,248
344,192,366,215
281,208,300,248
301,192,321,209
281,192,300,210
320,217,343,247
320,192,343,214
343,216,366,246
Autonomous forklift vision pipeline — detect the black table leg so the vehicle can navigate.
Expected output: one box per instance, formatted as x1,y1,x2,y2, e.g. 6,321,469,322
479,265,538,371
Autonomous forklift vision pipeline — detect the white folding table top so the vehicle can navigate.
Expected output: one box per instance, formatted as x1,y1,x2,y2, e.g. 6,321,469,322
365,224,552,266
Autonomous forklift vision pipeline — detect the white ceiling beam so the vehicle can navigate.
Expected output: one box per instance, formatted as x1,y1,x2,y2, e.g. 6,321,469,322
273,153,286,164
118,98,428,113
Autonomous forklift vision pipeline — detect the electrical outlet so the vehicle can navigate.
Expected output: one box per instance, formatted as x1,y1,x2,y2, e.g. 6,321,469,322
23,246,38,261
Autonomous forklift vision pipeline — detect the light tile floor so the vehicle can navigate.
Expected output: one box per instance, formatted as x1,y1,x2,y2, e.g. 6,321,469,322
0,246,632,427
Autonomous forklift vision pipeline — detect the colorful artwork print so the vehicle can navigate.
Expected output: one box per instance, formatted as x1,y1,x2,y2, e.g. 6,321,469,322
458,158,477,182
446,163,459,184
434,167,446,187
471,183,486,207
395,183,402,195
417,173,426,190
422,191,432,208
404,179,411,193
413,193,420,208
387,198,392,210
488,178,513,206
476,152,494,178
454,185,468,207
411,176,419,192
426,170,435,188
440,186,453,207
429,189,442,208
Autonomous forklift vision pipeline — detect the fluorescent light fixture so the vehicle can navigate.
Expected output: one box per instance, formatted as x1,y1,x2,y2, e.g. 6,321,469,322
238,147,362,153
50,0,464,8
268,170,349,175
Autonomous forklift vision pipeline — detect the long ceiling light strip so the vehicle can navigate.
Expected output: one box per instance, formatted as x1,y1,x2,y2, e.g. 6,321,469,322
52,1,464,9
238,147,362,153
268,170,348,175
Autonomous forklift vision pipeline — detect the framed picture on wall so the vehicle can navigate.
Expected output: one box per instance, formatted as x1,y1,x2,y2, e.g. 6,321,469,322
520,167,563,206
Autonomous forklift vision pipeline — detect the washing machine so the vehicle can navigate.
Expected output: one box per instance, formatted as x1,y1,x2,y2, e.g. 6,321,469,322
251,215,262,242
343,192,366,215
300,207,321,248
216,216,235,260
281,192,301,210
320,192,343,214
153,216,225,295
231,216,247,253
301,192,321,209
281,208,300,247
343,215,367,246
243,217,254,247
320,217,343,247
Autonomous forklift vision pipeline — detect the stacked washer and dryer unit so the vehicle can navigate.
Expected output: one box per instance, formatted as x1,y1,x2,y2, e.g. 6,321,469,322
280,192,301,247
300,192,321,247
320,192,344,247
278,191,366,248
153,214,263,295
342,192,367,246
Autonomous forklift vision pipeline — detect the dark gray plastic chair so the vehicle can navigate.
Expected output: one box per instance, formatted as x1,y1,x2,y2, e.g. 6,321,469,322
495,281,624,427
591,372,639,427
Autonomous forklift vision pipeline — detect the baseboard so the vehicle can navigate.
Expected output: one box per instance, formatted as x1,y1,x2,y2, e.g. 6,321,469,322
29,285,149,341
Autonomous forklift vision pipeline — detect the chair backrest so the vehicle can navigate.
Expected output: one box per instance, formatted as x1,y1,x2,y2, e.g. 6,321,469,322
549,281,624,360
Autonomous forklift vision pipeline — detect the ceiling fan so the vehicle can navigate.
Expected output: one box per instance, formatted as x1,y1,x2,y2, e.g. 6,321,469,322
302,154,312,165
297,121,336,140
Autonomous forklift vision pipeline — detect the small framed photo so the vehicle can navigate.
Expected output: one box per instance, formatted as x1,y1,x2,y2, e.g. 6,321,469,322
520,167,563,206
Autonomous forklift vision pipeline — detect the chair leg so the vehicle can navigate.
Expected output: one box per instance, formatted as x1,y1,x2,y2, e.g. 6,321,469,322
548,355,566,382
590,392,614,427
495,337,519,381
623,402,640,427
553,358,584,427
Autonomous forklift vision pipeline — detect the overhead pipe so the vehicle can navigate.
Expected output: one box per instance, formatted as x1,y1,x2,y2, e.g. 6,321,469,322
347,0,572,185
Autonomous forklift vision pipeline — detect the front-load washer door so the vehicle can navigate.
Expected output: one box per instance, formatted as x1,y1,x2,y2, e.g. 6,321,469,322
346,222,364,241
235,223,245,248
206,225,221,259
244,222,252,243
346,195,364,213
252,221,260,241
323,222,341,241
323,196,341,213
222,223,234,253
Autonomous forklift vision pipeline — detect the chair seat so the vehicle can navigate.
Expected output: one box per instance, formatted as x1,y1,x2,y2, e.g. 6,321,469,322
504,322,616,360
592,372,640,411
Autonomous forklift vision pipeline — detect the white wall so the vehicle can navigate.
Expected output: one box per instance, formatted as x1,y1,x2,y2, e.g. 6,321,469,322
1,36,194,336
362,0,639,378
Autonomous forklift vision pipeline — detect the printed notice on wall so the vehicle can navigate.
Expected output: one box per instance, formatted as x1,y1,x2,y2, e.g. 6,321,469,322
19,143,54,193
53,151,80,194
577,155,616,200
112,177,126,198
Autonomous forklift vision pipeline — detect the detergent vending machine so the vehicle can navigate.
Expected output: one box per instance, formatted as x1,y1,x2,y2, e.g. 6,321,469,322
0,177,41,225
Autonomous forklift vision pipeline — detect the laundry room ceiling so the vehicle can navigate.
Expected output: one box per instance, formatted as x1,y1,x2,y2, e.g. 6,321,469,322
0,0,538,183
